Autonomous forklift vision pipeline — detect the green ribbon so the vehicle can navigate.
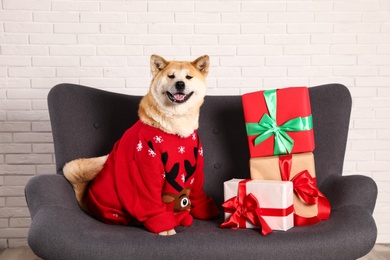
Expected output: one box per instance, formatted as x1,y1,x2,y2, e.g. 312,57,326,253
246,89,313,155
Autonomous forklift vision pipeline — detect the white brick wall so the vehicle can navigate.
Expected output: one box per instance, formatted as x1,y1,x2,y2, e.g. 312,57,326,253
0,0,389,248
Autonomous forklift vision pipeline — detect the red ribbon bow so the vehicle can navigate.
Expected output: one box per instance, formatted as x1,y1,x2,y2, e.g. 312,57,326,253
220,192,273,236
221,180,293,236
291,170,319,205
279,155,331,225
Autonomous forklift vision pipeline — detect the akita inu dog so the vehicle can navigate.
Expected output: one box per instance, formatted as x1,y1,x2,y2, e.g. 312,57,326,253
63,55,219,236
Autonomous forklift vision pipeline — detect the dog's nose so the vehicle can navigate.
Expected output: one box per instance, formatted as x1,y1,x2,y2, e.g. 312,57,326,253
175,81,185,92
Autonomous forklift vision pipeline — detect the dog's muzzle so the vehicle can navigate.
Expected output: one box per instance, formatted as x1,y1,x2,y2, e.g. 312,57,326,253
166,81,194,104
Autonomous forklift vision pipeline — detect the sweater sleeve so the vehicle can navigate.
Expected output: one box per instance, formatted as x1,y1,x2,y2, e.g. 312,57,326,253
189,141,220,220
115,137,178,234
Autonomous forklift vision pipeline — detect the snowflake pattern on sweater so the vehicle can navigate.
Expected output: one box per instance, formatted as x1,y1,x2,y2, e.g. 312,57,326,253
85,120,219,234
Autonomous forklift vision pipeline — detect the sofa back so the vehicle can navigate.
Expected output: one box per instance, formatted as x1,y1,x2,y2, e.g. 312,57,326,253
48,84,351,206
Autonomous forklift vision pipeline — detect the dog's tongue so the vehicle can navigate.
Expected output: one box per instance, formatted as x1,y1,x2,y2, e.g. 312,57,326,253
174,94,186,101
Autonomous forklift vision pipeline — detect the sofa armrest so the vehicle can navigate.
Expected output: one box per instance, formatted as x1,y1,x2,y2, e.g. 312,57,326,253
25,174,80,219
320,174,377,214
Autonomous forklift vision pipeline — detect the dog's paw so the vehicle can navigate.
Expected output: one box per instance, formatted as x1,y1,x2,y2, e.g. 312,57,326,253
158,229,176,236
167,229,176,235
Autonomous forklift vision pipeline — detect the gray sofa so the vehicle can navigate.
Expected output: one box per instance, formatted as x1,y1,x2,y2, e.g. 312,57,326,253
25,83,377,260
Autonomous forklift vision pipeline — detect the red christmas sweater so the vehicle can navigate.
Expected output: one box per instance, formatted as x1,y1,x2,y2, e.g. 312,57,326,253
85,120,219,234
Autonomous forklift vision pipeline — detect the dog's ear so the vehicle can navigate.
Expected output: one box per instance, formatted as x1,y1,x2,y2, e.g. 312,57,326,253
150,54,169,76
192,55,210,76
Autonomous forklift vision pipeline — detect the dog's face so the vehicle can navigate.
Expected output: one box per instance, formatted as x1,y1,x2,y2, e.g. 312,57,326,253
148,55,209,114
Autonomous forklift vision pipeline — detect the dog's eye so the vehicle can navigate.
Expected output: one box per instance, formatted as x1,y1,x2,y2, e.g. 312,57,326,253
168,75,175,79
186,75,193,80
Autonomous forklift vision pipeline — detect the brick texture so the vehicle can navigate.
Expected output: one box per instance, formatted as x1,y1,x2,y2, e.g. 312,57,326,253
1,0,389,248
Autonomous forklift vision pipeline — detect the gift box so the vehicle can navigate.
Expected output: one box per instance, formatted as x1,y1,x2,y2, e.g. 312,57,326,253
250,153,330,226
221,179,294,235
242,87,315,157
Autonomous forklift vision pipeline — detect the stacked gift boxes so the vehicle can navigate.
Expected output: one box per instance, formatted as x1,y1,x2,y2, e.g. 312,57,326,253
221,87,330,235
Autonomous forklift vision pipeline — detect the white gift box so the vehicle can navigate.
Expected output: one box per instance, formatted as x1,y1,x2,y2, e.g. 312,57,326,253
223,179,294,231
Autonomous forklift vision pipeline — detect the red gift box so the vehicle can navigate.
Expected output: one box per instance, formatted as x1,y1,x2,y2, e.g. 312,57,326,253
242,87,315,157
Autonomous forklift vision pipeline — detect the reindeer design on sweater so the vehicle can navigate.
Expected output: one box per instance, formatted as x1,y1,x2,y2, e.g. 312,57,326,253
160,144,198,212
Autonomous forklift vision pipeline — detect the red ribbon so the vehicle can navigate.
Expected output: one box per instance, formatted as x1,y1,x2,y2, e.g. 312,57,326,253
220,180,293,236
279,155,331,226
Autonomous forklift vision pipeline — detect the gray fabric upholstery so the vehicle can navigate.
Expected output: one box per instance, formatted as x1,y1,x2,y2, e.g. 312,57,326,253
25,83,377,260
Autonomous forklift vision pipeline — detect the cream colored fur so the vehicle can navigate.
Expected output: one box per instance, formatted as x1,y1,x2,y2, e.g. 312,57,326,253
63,55,210,236
63,155,108,211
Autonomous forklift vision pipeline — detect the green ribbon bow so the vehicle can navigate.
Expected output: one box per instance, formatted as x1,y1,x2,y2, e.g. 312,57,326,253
246,89,313,155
